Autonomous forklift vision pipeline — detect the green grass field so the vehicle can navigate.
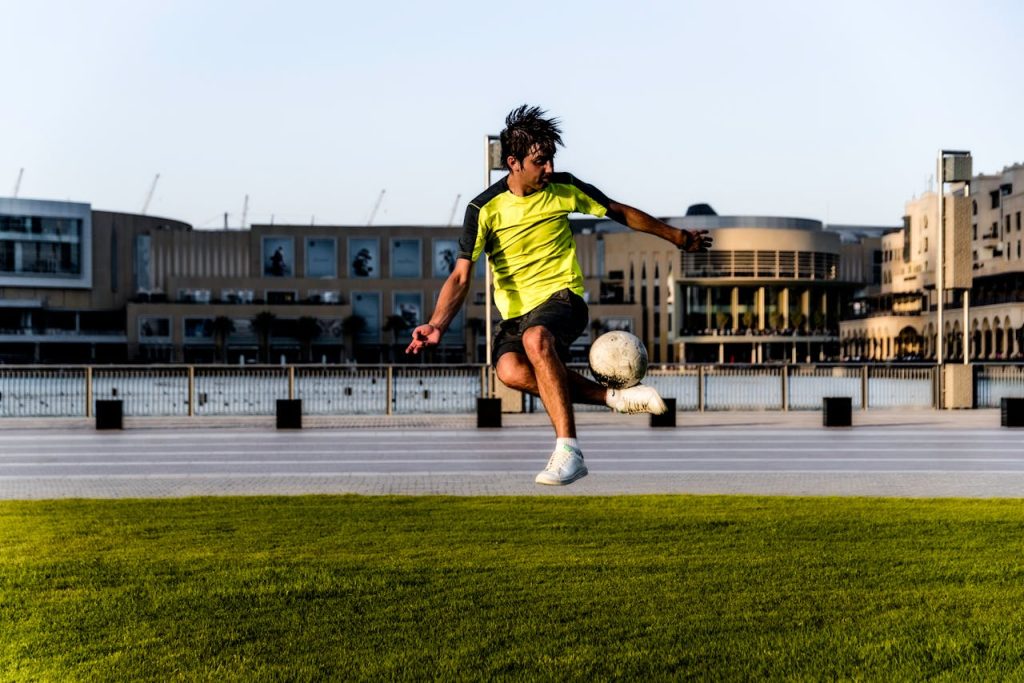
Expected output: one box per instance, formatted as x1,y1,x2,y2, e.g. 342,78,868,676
4,495,1024,680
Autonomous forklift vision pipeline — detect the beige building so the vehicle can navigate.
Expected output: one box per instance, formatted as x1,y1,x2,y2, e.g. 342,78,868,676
0,198,643,364
669,215,873,363
841,163,1024,361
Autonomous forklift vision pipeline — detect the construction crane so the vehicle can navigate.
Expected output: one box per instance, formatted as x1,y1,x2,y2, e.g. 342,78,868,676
12,168,23,198
240,194,249,230
447,193,462,227
141,173,160,215
367,189,386,226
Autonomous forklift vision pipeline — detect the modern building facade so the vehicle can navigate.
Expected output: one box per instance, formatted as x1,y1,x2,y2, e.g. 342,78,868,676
19,188,1002,367
668,215,880,363
0,197,644,364
0,197,191,363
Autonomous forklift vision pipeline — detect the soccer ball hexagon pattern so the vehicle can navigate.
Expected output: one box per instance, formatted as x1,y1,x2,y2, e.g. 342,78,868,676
588,331,648,389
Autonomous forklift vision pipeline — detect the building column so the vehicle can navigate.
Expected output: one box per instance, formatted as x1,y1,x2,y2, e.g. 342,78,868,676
757,287,766,330
730,286,739,330
718,343,724,364
781,287,790,329
706,287,713,331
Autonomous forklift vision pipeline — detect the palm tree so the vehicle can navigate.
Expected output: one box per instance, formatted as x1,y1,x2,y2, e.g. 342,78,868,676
251,311,276,363
790,310,806,334
211,316,235,364
465,317,486,363
295,316,321,363
382,314,410,362
811,310,826,333
341,315,366,363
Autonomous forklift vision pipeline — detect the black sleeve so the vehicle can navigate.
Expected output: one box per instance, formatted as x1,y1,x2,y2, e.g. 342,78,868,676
458,203,481,261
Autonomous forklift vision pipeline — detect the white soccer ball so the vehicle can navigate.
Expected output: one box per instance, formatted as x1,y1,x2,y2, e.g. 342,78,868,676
588,331,648,389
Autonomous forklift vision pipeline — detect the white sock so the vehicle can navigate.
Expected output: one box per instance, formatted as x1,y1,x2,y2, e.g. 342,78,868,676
556,438,580,452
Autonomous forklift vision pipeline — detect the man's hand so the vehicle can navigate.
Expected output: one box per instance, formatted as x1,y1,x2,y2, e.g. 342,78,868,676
675,229,713,253
406,323,442,355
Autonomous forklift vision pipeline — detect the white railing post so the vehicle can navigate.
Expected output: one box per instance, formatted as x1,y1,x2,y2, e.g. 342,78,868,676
85,366,93,418
861,365,869,410
698,365,706,412
386,365,393,416
187,366,195,417
781,364,789,411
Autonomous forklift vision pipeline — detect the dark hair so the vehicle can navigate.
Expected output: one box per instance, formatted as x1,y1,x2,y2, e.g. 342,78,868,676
500,105,563,169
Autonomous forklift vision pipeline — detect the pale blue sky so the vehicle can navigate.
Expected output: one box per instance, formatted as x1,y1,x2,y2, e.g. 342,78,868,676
4,0,1022,228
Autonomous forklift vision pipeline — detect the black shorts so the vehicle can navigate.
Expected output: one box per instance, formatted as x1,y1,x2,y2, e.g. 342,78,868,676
492,289,589,364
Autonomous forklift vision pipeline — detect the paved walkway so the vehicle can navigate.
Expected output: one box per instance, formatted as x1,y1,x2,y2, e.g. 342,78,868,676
2,408,1023,499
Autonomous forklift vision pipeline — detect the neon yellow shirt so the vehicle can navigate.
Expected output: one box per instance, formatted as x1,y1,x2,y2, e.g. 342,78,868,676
458,172,609,319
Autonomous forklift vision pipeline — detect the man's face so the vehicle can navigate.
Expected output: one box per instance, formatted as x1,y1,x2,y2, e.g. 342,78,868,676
509,145,554,193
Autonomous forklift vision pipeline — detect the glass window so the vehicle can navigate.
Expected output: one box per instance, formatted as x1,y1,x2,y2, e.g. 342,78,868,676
262,237,294,277
183,318,214,341
266,290,296,304
138,317,171,340
394,291,423,329
305,238,337,278
348,238,379,279
433,239,459,278
390,239,422,278
352,292,380,343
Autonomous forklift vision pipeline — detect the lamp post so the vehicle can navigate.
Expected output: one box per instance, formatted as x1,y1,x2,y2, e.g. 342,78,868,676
935,150,973,362
483,135,503,392
935,149,972,406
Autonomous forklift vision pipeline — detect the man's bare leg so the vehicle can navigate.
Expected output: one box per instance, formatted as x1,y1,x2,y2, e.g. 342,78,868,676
520,326,576,438
495,353,607,405
496,345,668,418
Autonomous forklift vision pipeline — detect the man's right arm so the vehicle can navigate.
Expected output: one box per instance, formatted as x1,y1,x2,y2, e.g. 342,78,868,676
405,258,474,355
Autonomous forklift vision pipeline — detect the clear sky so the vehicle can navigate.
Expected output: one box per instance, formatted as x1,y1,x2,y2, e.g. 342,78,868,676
4,0,1023,229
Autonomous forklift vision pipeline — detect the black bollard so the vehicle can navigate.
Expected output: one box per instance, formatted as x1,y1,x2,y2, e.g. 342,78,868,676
95,400,123,430
276,399,302,429
823,397,852,427
477,397,502,428
650,398,677,428
1001,397,1024,427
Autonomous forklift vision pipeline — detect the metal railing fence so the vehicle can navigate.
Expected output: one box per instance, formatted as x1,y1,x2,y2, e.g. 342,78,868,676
977,365,1024,408
0,362,982,418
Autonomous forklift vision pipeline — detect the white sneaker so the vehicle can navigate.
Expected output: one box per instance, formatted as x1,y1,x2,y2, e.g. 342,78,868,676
607,385,667,415
535,445,588,486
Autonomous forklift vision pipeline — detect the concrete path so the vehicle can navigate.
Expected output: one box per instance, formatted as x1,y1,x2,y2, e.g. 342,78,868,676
2,409,1024,499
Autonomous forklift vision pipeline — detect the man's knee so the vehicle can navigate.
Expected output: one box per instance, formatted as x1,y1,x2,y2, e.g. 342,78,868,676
496,354,531,390
521,326,557,358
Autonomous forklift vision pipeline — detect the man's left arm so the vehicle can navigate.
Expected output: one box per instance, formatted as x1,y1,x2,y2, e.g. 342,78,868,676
605,201,712,252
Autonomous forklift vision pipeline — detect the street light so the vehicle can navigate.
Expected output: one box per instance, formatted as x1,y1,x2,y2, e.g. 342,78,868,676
935,149,972,365
483,135,503,390
935,149,972,408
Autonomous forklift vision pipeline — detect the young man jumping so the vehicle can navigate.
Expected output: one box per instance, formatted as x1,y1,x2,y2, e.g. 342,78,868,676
406,105,712,485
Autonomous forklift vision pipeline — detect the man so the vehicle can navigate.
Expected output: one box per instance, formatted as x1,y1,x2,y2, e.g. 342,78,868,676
406,105,712,485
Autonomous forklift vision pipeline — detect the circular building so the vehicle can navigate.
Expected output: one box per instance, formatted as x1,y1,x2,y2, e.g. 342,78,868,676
668,214,852,363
